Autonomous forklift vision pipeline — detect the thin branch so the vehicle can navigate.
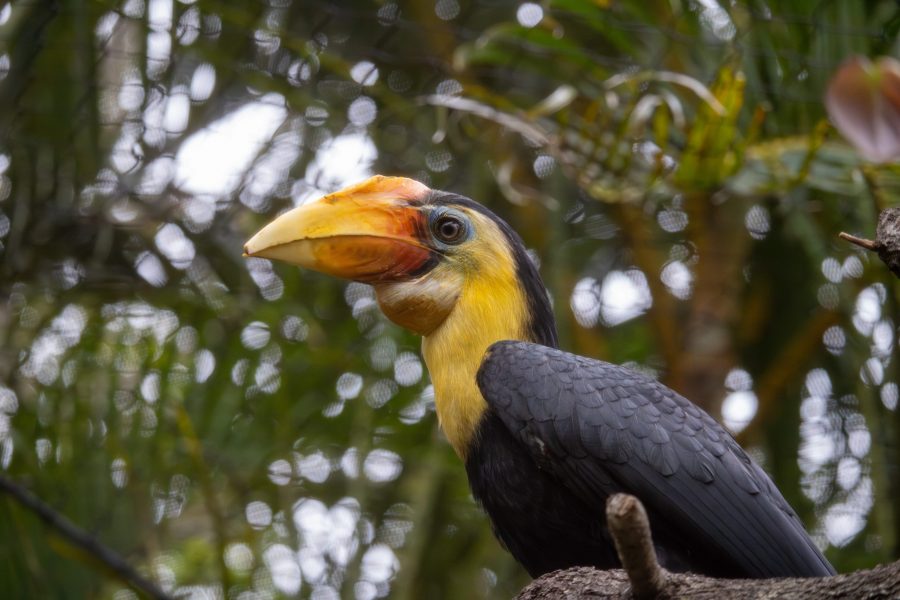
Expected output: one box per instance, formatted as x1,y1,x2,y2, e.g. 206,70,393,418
839,231,880,251
606,494,668,599
741,308,841,445
0,474,172,600
839,207,900,278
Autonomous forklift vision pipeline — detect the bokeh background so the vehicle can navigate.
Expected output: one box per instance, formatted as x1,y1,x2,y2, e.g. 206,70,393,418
1,0,899,598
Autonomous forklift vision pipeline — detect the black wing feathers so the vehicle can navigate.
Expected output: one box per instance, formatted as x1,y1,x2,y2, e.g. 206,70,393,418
477,340,835,578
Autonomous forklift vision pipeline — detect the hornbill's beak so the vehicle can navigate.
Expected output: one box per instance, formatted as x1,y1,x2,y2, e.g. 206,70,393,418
243,176,434,283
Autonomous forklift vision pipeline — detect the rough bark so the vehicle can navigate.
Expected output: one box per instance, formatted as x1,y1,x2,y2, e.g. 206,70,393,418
516,494,900,600
875,207,900,277
515,562,900,599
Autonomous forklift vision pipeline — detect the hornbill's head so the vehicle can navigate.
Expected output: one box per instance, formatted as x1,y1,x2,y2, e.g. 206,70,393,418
244,175,556,455
244,175,556,343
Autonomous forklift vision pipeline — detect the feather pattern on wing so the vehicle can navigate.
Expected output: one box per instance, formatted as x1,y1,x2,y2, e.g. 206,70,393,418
476,340,835,578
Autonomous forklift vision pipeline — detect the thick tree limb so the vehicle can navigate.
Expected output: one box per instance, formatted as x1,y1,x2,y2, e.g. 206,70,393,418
516,562,900,599
0,474,172,600
517,494,900,600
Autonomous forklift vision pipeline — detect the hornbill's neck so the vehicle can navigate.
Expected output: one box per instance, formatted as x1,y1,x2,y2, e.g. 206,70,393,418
415,200,558,458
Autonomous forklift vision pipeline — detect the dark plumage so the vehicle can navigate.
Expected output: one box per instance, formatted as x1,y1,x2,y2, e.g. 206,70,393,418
474,341,835,578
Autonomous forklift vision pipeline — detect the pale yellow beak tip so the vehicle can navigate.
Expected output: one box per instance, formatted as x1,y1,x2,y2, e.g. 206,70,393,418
243,234,268,257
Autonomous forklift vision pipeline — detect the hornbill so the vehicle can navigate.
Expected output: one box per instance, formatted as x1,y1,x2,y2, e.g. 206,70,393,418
244,175,835,579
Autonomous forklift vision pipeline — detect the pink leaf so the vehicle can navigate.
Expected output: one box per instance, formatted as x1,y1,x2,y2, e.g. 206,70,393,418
825,56,900,163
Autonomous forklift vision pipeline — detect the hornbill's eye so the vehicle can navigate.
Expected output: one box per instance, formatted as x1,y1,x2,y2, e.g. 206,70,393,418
433,213,467,244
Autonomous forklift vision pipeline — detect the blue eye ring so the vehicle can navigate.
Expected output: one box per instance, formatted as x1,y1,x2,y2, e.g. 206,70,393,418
430,208,469,245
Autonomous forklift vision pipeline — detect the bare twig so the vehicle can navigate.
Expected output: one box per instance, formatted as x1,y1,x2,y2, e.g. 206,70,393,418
0,474,172,600
839,207,900,278
606,494,668,599
838,231,880,251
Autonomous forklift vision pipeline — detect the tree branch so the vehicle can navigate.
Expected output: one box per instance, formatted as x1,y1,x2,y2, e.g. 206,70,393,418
0,474,172,600
606,493,667,599
839,231,880,251
516,494,900,600
840,206,900,278
517,561,900,599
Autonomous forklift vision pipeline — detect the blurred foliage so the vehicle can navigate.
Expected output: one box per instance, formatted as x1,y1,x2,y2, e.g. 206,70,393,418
0,0,899,598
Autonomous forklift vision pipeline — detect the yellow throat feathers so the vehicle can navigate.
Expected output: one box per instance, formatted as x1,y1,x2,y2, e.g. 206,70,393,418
421,214,529,459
